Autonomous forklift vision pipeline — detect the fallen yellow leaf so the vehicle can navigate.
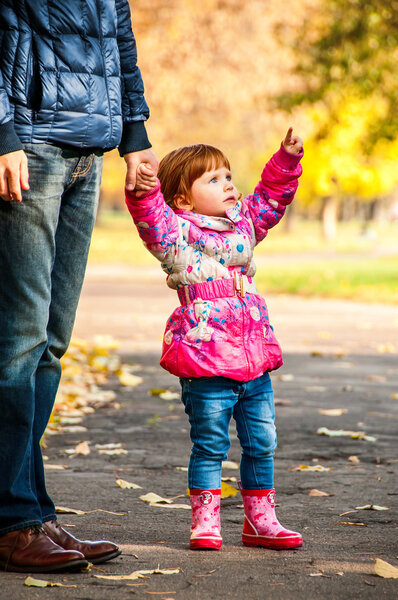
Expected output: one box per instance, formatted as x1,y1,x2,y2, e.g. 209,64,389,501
159,391,180,401
55,506,125,516
116,478,142,490
317,427,377,442
24,576,76,588
318,408,347,416
74,441,90,456
149,503,190,509
140,493,173,504
277,374,294,382
374,558,398,578
221,481,238,498
222,460,239,470
98,448,128,455
118,371,144,387
294,465,332,472
150,388,167,396
348,455,360,464
355,504,389,511
94,568,180,581
309,489,333,497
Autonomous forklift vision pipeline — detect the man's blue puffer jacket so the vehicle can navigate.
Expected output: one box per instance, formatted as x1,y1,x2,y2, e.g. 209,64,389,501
0,0,150,155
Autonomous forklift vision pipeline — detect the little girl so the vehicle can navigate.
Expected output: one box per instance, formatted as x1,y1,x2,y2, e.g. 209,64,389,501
125,128,303,551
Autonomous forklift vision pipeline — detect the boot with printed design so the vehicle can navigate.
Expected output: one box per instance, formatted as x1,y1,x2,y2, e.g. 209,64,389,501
189,489,222,550
241,488,302,550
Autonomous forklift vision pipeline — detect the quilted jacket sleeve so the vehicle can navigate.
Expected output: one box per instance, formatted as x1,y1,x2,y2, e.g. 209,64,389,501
243,143,303,244
125,182,180,260
0,69,23,156
115,0,151,155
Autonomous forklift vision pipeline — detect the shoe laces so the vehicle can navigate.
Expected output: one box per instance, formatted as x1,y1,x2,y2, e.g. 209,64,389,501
27,525,45,536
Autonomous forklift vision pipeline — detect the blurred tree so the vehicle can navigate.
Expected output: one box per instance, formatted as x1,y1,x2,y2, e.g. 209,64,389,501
273,0,398,236
275,0,398,144
101,0,304,209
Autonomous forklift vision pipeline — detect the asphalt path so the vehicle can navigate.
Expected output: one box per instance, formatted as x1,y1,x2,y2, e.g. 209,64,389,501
3,265,397,599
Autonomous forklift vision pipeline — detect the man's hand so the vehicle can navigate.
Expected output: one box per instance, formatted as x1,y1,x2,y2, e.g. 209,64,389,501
0,150,29,202
124,148,158,191
282,127,303,155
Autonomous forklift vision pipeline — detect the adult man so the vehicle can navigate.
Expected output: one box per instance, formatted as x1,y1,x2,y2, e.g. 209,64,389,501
0,0,158,572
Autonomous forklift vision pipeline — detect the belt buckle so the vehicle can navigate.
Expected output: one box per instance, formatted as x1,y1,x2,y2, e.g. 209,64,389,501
240,275,245,297
234,273,245,297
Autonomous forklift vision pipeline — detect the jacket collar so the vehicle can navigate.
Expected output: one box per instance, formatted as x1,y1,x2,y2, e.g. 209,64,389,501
175,201,242,231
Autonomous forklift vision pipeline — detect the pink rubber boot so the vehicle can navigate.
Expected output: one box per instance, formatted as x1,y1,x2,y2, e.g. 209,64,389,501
241,488,302,550
189,489,222,550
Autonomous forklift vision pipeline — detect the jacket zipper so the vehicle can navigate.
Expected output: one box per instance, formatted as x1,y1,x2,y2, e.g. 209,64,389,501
95,0,113,144
238,295,251,380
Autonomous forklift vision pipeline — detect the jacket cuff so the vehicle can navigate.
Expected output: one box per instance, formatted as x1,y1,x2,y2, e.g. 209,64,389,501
118,120,152,156
0,121,24,156
274,142,304,170
126,180,161,202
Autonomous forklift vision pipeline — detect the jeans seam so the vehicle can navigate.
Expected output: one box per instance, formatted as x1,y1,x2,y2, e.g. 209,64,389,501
41,513,57,523
238,399,260,488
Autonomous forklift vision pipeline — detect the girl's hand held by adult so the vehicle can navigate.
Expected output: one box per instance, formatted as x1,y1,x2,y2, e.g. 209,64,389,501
282,127,303,155
134,163,158,197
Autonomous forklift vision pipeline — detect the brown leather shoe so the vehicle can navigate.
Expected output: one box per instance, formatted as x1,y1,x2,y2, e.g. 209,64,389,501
43,519,121,564
0,526,88,572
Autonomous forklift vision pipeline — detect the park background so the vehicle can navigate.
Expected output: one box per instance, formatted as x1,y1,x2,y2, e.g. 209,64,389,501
25,3,398,595
90,0,398,306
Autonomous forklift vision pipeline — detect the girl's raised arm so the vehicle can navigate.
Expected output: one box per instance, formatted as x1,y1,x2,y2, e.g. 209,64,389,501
243,130,303,244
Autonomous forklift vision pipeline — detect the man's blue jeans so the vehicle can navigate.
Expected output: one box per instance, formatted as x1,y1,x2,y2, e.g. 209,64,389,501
0,143,102,535
180,372,277,490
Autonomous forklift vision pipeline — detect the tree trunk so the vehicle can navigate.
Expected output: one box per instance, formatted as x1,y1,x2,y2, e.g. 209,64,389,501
283,203,295,233
322,196,337,240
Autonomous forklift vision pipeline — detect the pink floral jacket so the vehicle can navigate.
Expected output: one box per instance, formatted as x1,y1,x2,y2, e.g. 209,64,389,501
126,144,303,381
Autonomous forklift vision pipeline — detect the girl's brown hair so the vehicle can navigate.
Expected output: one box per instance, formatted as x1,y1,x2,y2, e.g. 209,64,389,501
157,144,231,209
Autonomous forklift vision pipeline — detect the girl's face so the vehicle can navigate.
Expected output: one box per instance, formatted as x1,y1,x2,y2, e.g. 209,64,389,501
188,166,238,217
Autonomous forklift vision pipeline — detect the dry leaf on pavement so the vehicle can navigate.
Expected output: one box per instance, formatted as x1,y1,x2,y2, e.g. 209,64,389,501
55,506,125,516
116,478,142,489
98,448,128,455
317,427,377,442
277,374,294,382
348,455,360,463
222,460,239,469
221,481,238,498
294,465,332,472
140,493,174,504
118,371,144,387
94,568,181,581
24,576,76,588
159,391,180,401
309,489,334,497
318,408,347,416
149,503,190,509
374,558,398,578
355,504,389,511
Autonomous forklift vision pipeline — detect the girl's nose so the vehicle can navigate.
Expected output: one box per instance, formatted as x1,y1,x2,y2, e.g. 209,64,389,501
224,181,233,190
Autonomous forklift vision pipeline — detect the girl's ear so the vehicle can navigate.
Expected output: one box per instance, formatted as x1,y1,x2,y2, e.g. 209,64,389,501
174,194,193,211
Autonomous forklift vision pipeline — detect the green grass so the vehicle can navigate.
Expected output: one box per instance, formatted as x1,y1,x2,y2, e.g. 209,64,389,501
255,257,398,304
89,211,398,304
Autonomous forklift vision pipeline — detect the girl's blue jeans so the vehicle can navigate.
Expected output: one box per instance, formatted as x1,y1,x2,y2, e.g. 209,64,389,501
0,143,102,535
180,372,276,490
